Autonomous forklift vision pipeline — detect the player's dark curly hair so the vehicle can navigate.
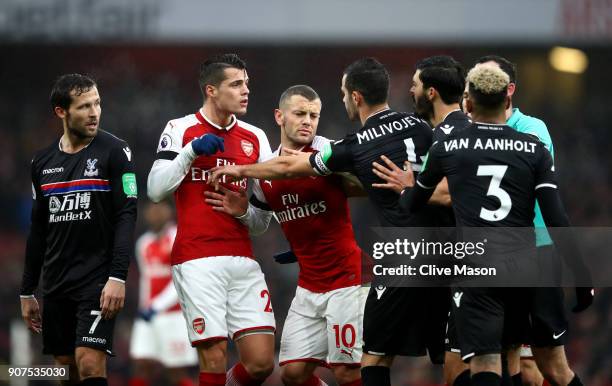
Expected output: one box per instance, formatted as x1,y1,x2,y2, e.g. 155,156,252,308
199,53,247,99
475,55,517,85
50,73,97,111
343,58,389,105
415,55,465,105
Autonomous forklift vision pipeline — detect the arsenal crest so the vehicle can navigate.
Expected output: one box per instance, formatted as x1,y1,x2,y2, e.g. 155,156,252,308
241,140,254,156
192,317,205,335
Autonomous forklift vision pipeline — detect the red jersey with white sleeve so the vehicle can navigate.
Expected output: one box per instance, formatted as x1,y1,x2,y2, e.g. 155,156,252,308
254,136,361,293
147,110,272,265
135,224,181,313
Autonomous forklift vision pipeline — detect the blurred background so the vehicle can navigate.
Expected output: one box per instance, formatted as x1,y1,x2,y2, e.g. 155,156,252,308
0,0,611,384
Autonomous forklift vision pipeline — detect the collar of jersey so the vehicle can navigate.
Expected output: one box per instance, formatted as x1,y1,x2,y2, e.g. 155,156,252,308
474,121,508,127
196,109,237,131
57,133,96,154
441,109,463,124
506,108,522,127
365,107,391,122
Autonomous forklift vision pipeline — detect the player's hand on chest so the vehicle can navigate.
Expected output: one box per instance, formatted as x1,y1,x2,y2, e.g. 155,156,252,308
188,132,259,169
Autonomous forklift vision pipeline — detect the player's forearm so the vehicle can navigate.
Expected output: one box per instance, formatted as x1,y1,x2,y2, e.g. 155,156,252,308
428,178,451,207
110,200,137,282
20,201,47,295
339,172,367,197
21,227,46,296
399,183,435,213
147,144,197,202
536,187,590,284
237,203,273,236
238,154,315,180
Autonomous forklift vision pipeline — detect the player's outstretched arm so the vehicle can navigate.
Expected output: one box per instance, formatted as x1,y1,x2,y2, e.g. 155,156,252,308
208,152,316,187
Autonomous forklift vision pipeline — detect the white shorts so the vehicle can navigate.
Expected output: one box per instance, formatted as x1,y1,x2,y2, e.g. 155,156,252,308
279,285,367,367
172,256,276,346
129,311,198,367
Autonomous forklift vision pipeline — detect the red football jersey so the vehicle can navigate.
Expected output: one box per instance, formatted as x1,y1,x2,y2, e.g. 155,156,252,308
255,136,362,292
135,225,180,312
156,110,272,265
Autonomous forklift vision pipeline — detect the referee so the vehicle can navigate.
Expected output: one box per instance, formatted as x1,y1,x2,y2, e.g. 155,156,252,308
20,74,137,386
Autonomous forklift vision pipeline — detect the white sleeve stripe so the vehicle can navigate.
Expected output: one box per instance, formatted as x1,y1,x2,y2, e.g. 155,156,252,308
109,277,126,283
535,183,557,190
416,180,435,189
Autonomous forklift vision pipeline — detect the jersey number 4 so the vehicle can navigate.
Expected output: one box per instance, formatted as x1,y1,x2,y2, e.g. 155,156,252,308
477,165,511,222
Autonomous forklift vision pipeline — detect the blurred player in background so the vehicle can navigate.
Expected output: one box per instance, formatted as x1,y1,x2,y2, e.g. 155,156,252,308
129,201,197,386
147,53,276,386
208,58,450,386
399,64,592,386
206,85,365,386
20,74,137,385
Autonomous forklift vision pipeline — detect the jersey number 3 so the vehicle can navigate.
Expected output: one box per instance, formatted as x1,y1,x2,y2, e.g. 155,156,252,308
477,165,511,222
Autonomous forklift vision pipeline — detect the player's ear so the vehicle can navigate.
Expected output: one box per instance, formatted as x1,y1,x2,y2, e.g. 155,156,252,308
54,106,66,119
465,98,474,114
274,108,284,126
427,87,436,101
351,90,361,106
507,82,516,98
204,84,217,99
